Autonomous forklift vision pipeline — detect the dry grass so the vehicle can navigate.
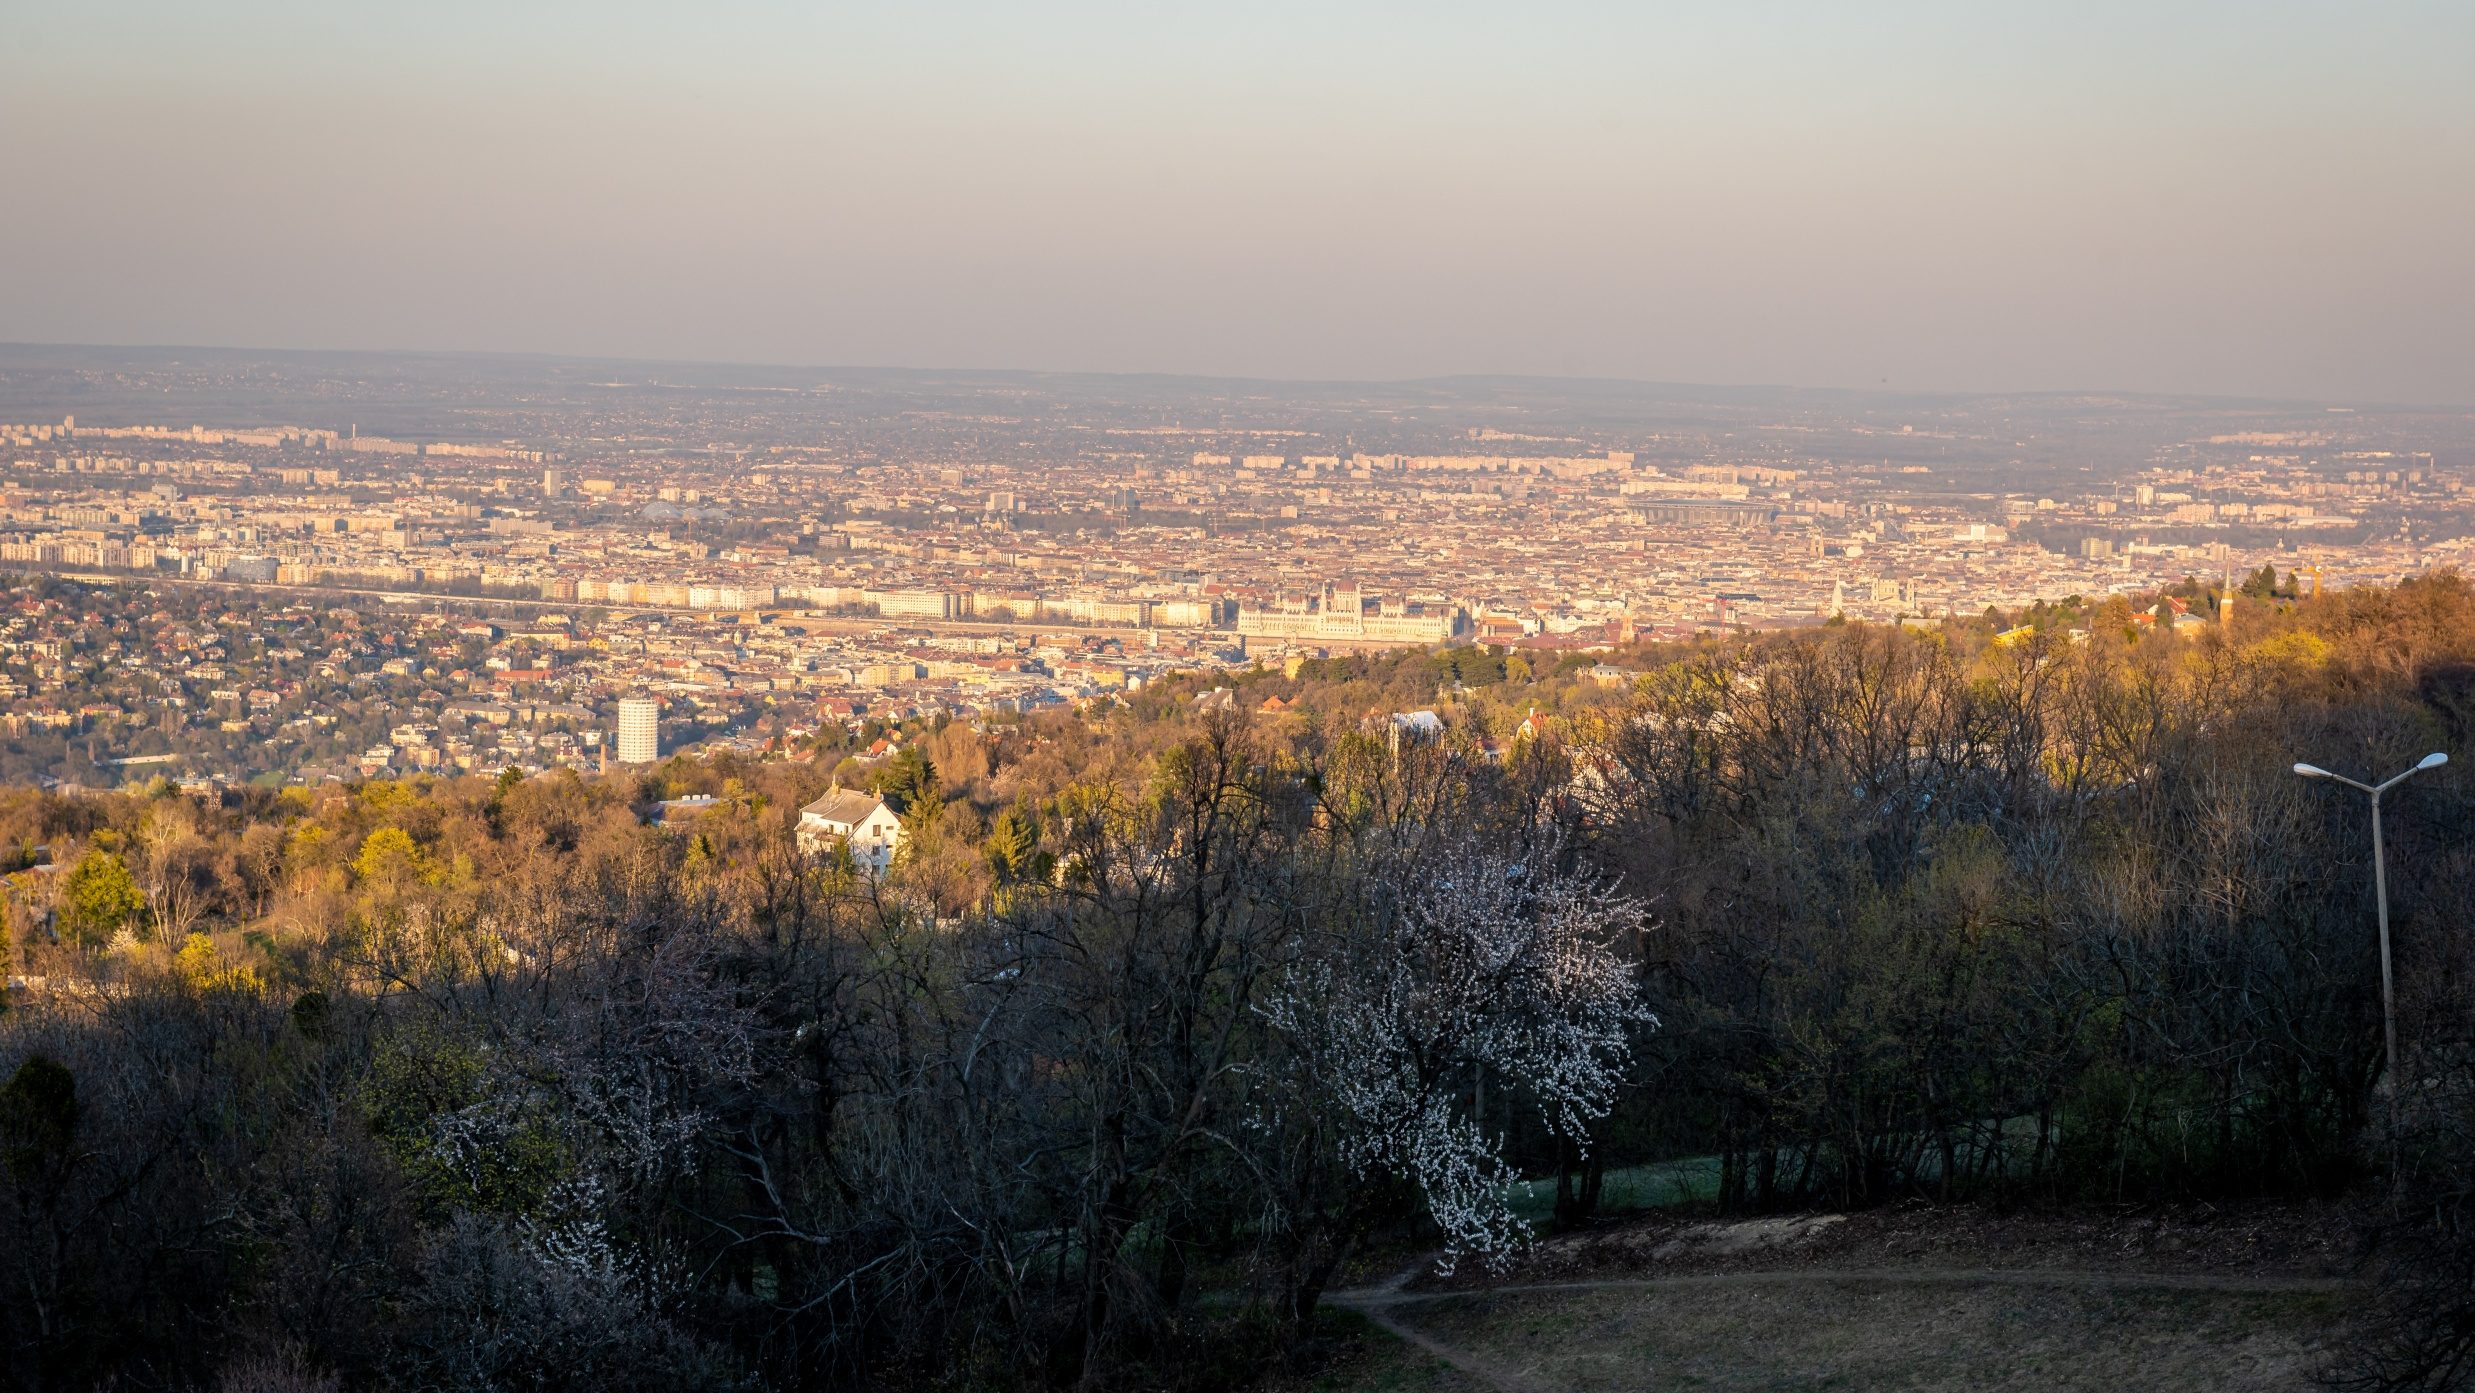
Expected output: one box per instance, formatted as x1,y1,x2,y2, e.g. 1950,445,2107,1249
1263,1310,1495,1393
1369,1278,2354,1392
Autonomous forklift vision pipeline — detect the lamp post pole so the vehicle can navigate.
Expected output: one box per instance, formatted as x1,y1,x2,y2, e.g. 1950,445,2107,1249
2295,752,2447,1176
2371,784,2394,1093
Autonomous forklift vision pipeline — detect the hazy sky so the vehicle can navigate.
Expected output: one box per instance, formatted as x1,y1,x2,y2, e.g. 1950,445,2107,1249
5,2,2471,402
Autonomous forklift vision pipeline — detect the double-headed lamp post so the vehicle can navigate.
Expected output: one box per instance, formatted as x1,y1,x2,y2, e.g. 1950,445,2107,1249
2293,751,2448,1142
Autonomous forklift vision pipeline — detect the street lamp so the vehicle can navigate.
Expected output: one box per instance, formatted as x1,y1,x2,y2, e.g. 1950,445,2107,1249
2294,751,2448,1156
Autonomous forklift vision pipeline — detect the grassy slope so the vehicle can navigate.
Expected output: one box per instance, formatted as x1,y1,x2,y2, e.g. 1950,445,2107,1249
1312,1282,2354,1392
1265,1310,1495,1393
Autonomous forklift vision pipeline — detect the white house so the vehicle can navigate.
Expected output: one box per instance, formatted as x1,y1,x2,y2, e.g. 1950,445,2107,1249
1387,708,1443,755
797,787,905,873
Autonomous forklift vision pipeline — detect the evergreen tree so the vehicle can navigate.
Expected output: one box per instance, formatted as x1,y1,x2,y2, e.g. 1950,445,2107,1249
56,849,145,946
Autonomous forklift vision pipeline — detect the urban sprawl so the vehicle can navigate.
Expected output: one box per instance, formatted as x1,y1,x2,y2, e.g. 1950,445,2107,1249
0,352,2464,791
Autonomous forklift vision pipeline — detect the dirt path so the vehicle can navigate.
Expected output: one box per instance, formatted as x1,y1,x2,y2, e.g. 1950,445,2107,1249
1344,1300,1560,1393
1325,1265,2365,1393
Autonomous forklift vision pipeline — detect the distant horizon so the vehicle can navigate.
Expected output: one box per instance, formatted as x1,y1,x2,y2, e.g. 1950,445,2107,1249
3,339,2465,416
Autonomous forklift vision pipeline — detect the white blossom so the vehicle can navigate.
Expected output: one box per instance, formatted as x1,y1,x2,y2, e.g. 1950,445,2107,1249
1261,829,1654,1272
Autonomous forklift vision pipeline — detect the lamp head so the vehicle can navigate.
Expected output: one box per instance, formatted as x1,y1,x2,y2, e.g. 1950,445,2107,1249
2294,763,2331,779
2420,752,2450,771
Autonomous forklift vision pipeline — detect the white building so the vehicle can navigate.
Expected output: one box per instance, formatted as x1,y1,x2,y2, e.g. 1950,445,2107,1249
866,588,955,619
1150,598,1220,629
1387,709,1443,755
616,696,660,764
688,583,777,610
797,787,905,873
1237,584,1455,643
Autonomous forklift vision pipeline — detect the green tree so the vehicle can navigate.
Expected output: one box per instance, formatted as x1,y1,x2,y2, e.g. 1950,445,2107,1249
351,826,429,888
57,849,146,946
872,747,940,817
985,802,1045,884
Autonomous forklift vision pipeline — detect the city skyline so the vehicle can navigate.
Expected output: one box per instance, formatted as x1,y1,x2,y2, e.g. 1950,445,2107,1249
0,341,2462,789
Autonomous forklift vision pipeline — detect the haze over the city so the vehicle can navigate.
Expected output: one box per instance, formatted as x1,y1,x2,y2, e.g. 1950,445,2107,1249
7,0,2472,404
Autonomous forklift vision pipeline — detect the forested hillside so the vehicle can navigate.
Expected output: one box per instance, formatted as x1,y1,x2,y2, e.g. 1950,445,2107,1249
7,576,2475,1391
